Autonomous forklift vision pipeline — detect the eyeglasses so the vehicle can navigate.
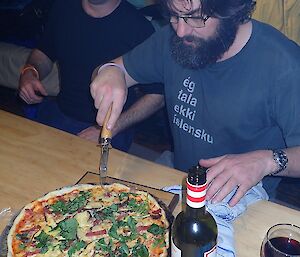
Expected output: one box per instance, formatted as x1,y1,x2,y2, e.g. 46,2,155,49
170,14,210,28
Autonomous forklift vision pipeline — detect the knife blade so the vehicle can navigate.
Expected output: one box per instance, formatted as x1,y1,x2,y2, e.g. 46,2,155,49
99,105,112,185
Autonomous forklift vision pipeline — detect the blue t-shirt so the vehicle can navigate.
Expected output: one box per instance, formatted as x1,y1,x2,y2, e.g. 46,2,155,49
124,20,300,171
38,0,162,123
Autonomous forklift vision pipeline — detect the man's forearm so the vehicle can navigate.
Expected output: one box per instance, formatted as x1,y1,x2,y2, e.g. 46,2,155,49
112,94,165,136
277,146,300,177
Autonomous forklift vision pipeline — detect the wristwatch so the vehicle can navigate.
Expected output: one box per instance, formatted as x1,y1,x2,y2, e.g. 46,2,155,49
270,149,288,176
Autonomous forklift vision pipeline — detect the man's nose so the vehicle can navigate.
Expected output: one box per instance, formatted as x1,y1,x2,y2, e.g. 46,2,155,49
175,19,192,38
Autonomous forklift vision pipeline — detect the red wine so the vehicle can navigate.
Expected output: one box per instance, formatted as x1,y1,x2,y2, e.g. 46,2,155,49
264,237,300,257
171,165,217,257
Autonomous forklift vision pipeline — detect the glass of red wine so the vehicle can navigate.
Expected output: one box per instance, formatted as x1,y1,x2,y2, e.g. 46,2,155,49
261,223,300,257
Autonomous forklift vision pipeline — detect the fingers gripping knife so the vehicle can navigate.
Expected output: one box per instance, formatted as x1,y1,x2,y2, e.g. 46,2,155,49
99,106,112,185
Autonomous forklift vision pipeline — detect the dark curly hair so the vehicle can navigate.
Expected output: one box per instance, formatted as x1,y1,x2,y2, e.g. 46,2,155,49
160,0,256,25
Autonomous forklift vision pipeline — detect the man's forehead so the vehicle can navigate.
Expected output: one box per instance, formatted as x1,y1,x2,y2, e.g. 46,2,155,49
171,0,201,15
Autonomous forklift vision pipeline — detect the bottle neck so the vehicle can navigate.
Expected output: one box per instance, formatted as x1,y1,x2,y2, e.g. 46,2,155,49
185,179,207,217
185,204,206,217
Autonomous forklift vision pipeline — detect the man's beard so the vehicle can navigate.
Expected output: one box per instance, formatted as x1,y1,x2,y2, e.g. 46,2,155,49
170,19,239,69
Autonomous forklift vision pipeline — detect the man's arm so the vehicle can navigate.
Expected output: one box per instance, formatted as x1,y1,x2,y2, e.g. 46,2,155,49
78,93,164,142
201,146,300,206
19,49,53,104
90,56,139,130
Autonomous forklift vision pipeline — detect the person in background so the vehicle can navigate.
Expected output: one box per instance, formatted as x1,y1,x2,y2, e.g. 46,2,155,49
18,0,164,152
90,0,300,205
252,0,300,46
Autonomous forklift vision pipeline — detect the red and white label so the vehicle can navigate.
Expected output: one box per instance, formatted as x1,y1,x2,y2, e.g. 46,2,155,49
186,179,207,208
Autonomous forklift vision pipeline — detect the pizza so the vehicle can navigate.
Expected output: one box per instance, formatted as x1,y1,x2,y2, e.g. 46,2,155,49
7,183,169,257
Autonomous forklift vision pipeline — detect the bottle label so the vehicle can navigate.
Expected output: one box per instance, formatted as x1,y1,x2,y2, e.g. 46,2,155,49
186,180,207,208
171,237,217,257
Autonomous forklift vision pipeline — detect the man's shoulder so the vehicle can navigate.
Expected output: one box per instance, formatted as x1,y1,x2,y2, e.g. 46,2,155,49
253,20,300,48
252,20,300,61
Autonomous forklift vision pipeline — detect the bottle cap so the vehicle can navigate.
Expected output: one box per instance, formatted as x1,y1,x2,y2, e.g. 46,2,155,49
186,165,208,208
188,165,207,186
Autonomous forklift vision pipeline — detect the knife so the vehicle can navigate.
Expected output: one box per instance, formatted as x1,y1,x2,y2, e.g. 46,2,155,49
99,105,112,185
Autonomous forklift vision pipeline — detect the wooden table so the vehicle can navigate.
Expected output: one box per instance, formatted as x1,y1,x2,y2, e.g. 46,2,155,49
0,110,299,256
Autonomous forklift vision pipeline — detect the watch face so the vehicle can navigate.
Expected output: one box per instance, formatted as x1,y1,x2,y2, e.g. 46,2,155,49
272,149,288,175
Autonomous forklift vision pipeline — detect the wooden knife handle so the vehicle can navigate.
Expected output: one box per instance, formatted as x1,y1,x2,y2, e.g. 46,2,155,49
101,105,112,139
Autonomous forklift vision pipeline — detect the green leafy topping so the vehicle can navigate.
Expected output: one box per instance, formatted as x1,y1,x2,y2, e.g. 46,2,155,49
153,237,166,248
50,191,90,215
67,240,87,257
128,198,137,207
58,218,78,241
147,224,164,235
119,192,129,201
108,222,137,243
59,240,69,251
35,231,51,253
117,220,127,228
102,203,118,215
95,238,113,256
50,200,66,214
100,204,119,223
132,243,149,257
119,243,129,256
19,243,26,250
118,243,129,257
127,216,137,233
108,225,123,242
128,199,149,214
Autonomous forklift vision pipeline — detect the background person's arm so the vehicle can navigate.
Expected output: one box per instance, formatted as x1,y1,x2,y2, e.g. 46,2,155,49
78,94,165,142
112,93,165,136
19,49,54,104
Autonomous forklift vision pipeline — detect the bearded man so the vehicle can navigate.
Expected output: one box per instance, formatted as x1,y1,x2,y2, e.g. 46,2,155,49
90,0,300,206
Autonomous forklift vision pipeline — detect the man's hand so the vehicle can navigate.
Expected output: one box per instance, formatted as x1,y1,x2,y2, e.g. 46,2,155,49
19,72,48,104
77,126,100,143
200,150,275,206
90,66,128,130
